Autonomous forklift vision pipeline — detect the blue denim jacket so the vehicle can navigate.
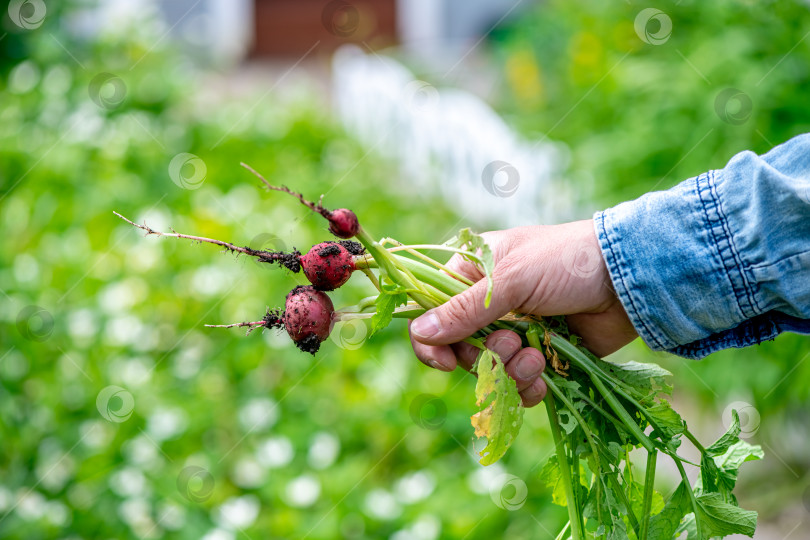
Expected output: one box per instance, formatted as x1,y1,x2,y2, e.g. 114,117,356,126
594,133,810,359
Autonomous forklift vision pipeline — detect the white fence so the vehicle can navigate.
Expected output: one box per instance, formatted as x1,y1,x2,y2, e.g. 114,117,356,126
332,46,572,230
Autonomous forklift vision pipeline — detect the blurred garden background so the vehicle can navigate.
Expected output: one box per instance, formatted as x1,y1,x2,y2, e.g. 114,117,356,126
1,0,810,538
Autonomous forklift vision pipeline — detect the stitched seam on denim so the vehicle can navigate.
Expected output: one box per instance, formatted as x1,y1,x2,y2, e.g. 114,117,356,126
749,250,810,271
710,170,761,315
671,318,783,359
696,171,748,321
596,211,669,350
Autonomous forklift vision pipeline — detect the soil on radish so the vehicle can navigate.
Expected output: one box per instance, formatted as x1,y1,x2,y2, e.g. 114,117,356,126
301,241,357,291
284,285,335,354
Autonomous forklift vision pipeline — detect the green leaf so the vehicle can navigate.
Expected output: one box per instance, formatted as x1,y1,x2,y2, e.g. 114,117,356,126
647,482,691,540
705,409,741,457
645,400,685,440
557,406,578,435
599,359,673,397
369,282,408,336
626,480,664,521
539,457,590,508
697,439,764,501
470,348,523,465
695,493,757,538
445,228,495,308
716,440,764,471
539,458,569,506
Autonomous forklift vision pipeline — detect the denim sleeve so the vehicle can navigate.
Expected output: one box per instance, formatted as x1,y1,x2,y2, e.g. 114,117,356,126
594,133,810,359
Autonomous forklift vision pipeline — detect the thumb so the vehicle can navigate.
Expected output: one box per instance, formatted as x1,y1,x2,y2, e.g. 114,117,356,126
409,265,519,346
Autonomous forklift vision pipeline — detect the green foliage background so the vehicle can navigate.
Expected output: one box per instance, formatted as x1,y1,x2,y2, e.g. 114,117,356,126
1,1,809,539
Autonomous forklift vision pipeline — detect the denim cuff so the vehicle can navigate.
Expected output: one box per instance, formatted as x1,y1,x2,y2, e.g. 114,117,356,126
595,165,810,359
594,134,810,359
595,170,772,359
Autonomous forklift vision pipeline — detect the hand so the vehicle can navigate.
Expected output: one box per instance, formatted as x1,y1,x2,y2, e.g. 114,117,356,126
408,220,638,407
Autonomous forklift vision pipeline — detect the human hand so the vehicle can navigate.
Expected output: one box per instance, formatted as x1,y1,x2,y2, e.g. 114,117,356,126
408,219,638,407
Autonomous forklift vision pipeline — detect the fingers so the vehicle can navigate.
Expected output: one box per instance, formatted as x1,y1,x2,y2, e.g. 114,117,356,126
410,324,548,408
409,321,457,372
444,253,484,282
410,261,521,346
454,330,522,371
520,377,547,408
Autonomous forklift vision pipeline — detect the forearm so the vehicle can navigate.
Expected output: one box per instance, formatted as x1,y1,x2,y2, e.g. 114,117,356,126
595,133,810,359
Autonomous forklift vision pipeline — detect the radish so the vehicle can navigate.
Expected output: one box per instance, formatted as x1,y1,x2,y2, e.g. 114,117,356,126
113,213,364,291
206,285,334,354
240,163,360,239
300,241,356,290
325,208,359,239
120,162,763,540
283,285,335,353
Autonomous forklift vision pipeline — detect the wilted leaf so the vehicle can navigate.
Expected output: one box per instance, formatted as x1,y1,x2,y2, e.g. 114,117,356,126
471,348,523,465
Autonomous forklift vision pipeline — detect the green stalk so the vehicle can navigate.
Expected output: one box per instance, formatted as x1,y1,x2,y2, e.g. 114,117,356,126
547,333,644,401
674,458,703,540
554,521,571,540
354,228,438,309
381,241,474,286
545,392,584,540
683,429,707,454
549,335,656,454
571,446,582,529
640,451,657,540
357,253,469,296
604,467,641,539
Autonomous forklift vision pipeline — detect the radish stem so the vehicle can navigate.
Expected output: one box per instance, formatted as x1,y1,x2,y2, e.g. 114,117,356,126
545,391,584,540
640,451,657,540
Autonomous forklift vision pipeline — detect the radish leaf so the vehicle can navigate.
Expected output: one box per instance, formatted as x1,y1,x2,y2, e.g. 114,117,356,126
471,348,523,465
694,493,758,538
647,481,691,540
446,228,495,308
370,282,408,336
705,409,741,456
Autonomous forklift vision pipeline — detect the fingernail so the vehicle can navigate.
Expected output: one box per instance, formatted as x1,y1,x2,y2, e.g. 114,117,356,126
515,354,542,380
426,357,453,372
411,313,440,339
493,337,521,360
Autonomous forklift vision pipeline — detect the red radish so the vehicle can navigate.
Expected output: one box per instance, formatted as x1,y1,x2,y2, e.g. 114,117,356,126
113,213,365,291
300,241,356,291
326,208,359,239
284,285,335,354
240,163,361,239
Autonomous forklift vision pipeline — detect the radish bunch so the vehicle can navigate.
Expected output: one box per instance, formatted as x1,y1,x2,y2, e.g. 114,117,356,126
116,163,762,540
